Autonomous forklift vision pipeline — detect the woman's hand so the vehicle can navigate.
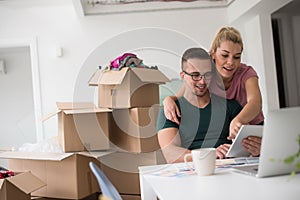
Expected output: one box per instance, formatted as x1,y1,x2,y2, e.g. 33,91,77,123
163,96,181,125
228,117,243,140
242,136,261,157
216,143,231,159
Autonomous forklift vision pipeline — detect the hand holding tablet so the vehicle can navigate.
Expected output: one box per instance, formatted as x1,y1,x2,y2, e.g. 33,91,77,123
226,125,263,158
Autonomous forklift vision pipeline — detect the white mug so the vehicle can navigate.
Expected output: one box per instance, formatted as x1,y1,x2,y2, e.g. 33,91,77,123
184,148,216,176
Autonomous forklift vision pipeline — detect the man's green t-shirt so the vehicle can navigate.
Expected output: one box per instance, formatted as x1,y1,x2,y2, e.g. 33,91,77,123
157,94,242,150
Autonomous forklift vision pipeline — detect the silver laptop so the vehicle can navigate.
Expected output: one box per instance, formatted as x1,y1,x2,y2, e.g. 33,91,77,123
233,107,300,178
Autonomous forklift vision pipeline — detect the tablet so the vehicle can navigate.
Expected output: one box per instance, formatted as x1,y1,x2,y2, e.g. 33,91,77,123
226,125,263,158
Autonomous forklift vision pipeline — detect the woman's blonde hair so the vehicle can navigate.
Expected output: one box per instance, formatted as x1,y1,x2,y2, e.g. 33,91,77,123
209,26,243,55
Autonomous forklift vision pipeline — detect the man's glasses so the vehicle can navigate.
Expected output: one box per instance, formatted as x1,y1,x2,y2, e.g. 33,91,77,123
183,70,213,81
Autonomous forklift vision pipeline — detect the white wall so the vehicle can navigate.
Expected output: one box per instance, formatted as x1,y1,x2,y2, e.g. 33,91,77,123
0,0,227,141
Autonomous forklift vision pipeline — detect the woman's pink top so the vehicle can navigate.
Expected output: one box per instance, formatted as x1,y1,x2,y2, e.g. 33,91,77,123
209,63,264,125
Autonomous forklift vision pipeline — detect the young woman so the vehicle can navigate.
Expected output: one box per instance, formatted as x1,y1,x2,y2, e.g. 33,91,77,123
163,26,264,157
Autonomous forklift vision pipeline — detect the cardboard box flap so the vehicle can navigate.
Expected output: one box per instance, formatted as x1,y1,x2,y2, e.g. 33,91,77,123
88,67,169,86
41,102,98,122
78,150,116,159
56,102,96,110
88,69,103,86
7,171,46,194
0,151,74,161
0,151,116,161
41,109,61,122
132,68,170,83
63,107,111,115
100,67,129,85
89,68,129,85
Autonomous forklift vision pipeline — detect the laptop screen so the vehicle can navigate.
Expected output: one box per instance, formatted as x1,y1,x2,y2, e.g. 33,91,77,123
257,107,300,177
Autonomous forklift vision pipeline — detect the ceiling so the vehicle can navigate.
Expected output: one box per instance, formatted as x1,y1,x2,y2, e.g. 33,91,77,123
73,0,234,16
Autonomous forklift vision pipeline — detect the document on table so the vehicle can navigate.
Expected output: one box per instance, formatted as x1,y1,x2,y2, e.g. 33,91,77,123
216,157,259,168
150,164,196,177
148,157,259,177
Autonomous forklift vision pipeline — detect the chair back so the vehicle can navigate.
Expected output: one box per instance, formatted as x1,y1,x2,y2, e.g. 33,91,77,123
89,162,122,200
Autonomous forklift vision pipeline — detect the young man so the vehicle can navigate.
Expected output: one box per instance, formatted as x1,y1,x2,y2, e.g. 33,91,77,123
157,48,242,163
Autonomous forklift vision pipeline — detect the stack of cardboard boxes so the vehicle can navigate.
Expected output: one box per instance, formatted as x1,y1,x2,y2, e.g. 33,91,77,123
89,67,169,197
0,102,113,199
0,66,169,200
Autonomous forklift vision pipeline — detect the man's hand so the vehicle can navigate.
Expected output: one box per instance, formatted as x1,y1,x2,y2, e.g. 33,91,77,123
216,143,231,159
242,136,261,157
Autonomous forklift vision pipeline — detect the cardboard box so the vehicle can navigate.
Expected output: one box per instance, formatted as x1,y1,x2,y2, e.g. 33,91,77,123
121,194,141,200
0,151,113,199
89,67,169,108
31,192,99,200
99,151,165,195
0,171,45,200
33,193,140,200
42,102,112,152
109,105,162,153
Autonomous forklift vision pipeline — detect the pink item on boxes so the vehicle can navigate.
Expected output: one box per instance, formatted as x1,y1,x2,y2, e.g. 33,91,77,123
110,53,137,69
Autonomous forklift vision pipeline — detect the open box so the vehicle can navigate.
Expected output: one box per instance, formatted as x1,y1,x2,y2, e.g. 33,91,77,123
0,151,113,199
89,67,169,108
0,171,45,200
42,102,112,152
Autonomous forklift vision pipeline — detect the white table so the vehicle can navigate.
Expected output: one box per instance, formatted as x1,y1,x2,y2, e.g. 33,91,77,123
139,162,300,200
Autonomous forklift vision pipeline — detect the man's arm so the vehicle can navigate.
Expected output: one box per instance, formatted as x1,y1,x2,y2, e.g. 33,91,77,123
158,127,191,163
